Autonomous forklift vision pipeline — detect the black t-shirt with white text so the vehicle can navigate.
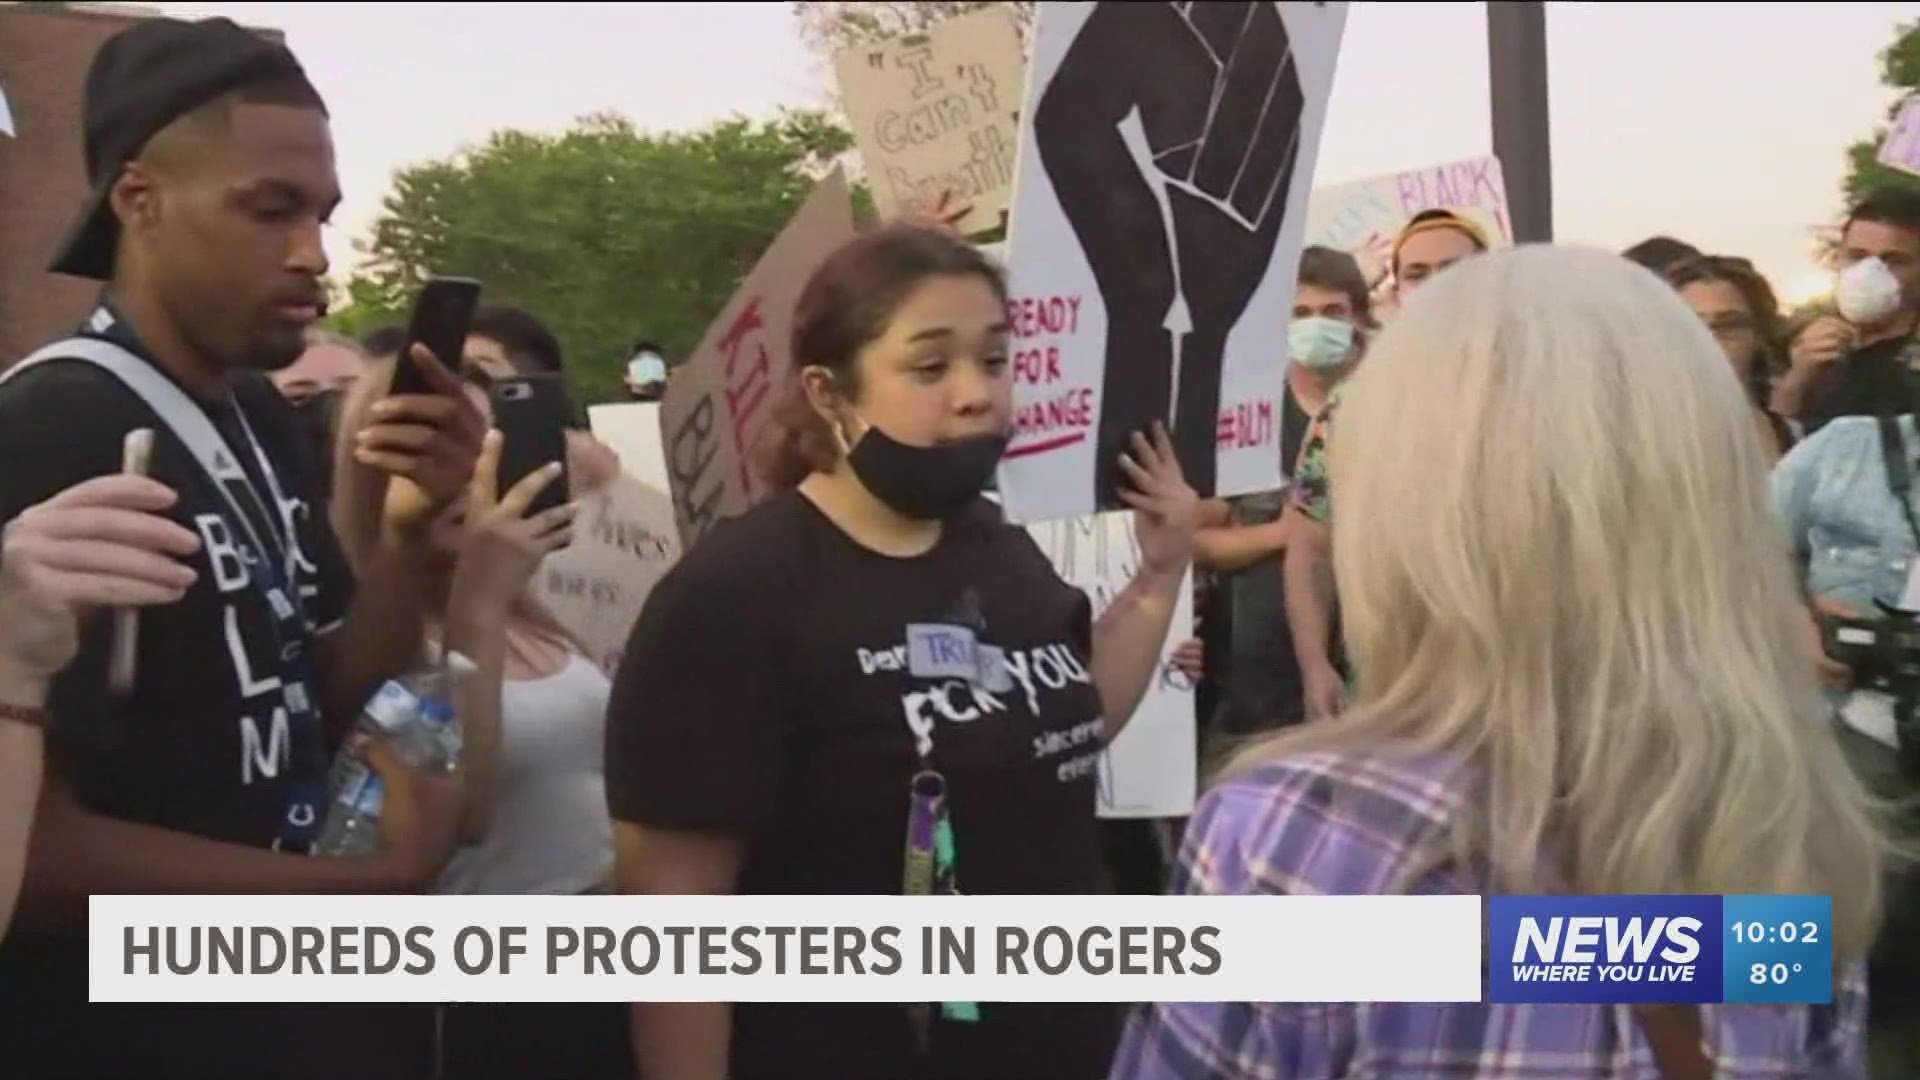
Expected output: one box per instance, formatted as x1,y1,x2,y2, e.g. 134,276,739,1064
0,310,427,1079
606,489,1117,1080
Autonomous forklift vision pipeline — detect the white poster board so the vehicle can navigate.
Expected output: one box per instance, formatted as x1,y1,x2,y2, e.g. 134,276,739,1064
997,1,1347,524
1880,97,1920,180
589,401,670,492
1303,153,1511,303
834,7,1025,235
532,475,683,677
1028,512,1195,820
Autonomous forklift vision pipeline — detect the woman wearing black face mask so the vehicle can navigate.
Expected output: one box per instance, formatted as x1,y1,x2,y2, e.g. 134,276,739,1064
604,225,1199,1080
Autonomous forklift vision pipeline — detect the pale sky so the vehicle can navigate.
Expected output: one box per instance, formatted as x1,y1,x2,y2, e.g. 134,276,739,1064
155,1,1920,307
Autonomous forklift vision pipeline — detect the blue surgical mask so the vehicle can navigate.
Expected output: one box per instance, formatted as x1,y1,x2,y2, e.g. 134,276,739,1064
1288,316,1354,371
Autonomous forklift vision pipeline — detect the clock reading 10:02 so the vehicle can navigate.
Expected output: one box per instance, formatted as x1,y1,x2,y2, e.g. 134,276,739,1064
1730,920,1821,946
1721,896,1832,1005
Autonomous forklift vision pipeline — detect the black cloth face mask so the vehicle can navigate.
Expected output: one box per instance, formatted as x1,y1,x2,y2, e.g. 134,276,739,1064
843,420,1008,521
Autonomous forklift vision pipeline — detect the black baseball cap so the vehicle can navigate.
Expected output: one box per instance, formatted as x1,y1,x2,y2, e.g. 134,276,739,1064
50,16,324,280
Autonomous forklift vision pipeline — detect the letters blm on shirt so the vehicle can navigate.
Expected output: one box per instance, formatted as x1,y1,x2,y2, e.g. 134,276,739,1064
193,463,333,793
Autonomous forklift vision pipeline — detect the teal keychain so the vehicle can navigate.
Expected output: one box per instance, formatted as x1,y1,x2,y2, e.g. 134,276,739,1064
903,770,979,1047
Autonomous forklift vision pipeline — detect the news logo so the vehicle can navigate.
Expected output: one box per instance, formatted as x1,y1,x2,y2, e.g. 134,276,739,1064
1488,896,1833,1005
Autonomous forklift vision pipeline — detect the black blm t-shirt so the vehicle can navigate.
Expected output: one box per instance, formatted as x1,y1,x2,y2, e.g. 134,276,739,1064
0,358,353,842
0,355,428,1080
606,490,1118,1080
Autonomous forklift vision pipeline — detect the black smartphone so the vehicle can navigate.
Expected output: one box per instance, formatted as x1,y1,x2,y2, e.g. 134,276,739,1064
490,373,573,525
389,277,481,396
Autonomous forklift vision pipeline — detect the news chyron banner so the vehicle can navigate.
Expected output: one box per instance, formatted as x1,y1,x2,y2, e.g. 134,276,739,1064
93,895,1477,1003
1489,895,1834,1005
89,894,1832,1006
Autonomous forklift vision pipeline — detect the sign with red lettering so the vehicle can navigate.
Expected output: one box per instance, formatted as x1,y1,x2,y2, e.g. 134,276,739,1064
834,7,1025,236
996,2,1348,523
659,169,856,547
1304,154,1512,309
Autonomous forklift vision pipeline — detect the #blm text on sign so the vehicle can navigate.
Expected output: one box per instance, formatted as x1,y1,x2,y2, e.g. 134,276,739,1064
834,6,1026,237
658,169,856,549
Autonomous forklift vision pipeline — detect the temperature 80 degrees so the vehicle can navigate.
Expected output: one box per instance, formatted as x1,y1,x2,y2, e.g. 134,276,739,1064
1750,962,1805,986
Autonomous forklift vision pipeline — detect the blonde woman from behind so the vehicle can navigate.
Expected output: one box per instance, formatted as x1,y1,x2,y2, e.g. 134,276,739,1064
1111,245,1885,1079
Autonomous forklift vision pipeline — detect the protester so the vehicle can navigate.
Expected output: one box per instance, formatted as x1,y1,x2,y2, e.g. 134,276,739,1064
1194,245,1371,744
1388,207,1490,299
1773,187,1920,433
1772,308,1920,1073
275,328,369,505
624,339,669,402
332,309,631,1078
272,326,367,405
606,223,1199,1080
1667,254,1796,461
0,18,479,1078
465,304,621,493
333,304,615,571
1622,233,1703,276
339,377,627,1076
1281,211,1488,722
0,475,202,941
1114,245,1883,1077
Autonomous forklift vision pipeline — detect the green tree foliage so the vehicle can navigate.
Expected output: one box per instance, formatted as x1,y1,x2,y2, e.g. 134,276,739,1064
792,1,1035,61
330,111,858,405
1844,20,1920,207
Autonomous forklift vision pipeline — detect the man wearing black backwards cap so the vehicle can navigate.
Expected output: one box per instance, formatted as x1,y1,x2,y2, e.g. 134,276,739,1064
0,18,481,1078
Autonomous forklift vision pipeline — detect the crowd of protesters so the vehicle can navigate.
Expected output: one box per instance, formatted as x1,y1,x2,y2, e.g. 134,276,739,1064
0,13,1915,1080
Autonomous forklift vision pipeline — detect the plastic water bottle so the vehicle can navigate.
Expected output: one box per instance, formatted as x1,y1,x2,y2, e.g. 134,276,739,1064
312,652,473,858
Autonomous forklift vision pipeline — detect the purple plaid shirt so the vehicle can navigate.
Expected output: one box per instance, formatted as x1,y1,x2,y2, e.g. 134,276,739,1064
1110,749,1868,1078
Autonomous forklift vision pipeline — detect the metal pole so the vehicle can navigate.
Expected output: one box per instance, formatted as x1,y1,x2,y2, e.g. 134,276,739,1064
1487,0,1553,243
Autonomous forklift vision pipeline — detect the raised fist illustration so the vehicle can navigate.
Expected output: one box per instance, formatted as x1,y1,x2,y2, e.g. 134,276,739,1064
1035,1,1306,506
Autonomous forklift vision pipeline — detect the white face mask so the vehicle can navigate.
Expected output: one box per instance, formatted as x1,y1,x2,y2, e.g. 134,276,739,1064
1287,316,1355,371
1836,256,1905,325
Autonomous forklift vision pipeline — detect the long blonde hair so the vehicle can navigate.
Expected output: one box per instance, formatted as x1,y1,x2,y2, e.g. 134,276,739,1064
1233,245,1888,961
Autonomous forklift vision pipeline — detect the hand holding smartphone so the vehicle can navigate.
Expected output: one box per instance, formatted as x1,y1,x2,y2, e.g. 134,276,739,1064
389,277,481,397
490,374,573,529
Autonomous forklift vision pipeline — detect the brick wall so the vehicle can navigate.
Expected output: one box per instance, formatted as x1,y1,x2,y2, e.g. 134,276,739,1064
0,8,283,367
0,7,142,365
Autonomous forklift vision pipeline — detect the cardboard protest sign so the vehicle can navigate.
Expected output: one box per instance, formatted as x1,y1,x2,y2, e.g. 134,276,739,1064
997,1,1347,524
532,475,682,677
1880,97,1920,180
1304,153,1512,302
834,7,1025,236
660,169,856,548
589,401,670,491
1028,511,1195,819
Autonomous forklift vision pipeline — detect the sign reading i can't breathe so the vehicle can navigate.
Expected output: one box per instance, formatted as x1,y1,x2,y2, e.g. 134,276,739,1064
833,7,1026,237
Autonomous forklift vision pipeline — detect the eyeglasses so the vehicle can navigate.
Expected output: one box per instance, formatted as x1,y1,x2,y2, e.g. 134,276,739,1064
1705,315,1757,340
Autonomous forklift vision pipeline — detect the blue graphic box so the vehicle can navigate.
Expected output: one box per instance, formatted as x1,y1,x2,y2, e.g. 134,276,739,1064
1490,895,1723,1004
1488,896,1833,1005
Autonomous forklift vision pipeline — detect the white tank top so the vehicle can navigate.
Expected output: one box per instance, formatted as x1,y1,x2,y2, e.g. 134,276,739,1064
437,652,614,895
